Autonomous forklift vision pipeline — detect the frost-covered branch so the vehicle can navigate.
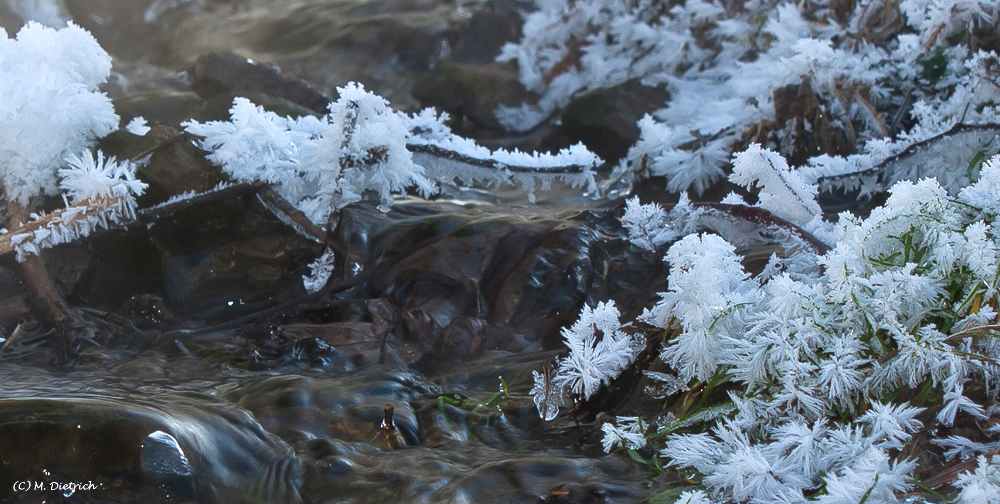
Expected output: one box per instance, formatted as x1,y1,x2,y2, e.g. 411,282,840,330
806,122,1000,196
501,0,1000,196
184,85,601,226
1,151,146,261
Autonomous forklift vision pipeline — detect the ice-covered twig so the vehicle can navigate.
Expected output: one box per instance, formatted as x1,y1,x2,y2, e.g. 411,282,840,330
184,86,601,222
1,151,146,261
730,144,821,227
810,122,1000,196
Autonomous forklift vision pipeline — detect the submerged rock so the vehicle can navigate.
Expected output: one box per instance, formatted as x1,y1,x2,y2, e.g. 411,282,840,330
412,63,533,133
560,79,671,162
0,374,301,503
188,52,330,114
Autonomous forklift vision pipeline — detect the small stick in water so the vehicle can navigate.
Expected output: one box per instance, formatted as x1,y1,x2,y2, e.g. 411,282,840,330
381,404,395,431
373,403,405,449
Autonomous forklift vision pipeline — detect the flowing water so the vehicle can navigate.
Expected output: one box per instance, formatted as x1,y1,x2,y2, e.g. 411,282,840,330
0,2,825,502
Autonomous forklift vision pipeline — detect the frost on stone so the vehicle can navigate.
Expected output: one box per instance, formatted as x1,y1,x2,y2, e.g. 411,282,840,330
0,21,118,206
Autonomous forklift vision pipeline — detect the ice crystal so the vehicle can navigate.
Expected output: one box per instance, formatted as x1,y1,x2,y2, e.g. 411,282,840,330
620,149,1000,501
644,233,759,382
955,455,1000,504
0,21,118,205
8,150,145,261
529,301,643,420
185,85,599,224
125,117,151,136
857,402,924,450
729,144,820,227
302,248,336,294
553,301,643,399
600,417,647,452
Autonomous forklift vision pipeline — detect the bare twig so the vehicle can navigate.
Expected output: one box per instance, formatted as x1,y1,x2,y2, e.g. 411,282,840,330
4,201,71,332
257,186,342,254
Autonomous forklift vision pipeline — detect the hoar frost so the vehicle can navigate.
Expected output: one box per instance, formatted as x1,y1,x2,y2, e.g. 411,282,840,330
529,301,643,420
501,0,1000,199
0,21,118,206
538,149,1000,502
0,22,144,260
184,84,600,227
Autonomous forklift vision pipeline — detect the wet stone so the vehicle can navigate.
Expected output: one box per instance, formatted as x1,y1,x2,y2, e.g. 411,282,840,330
412,63,533,132
148,196,321,321
188,52,331,114
97,125,226,207
447,0,527,65
141,430,192,477
560,79,671,162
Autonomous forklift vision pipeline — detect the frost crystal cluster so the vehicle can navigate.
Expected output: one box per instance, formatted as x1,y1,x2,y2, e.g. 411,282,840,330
0,21,119,205
501,0,1000,195
530,301,643,421
0,22,145,260
184,84,600,226
536,151,1000,502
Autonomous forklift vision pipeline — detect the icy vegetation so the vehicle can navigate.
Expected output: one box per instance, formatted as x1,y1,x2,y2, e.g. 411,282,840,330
4,2,1000,501
0,21,119,206
501,0,1000,194
513,0,1000,502
0,22,145,261
184,85,600,226
539,152,1000,503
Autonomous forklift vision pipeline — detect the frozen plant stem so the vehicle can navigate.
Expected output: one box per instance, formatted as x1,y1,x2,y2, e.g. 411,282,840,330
4,200,72,332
